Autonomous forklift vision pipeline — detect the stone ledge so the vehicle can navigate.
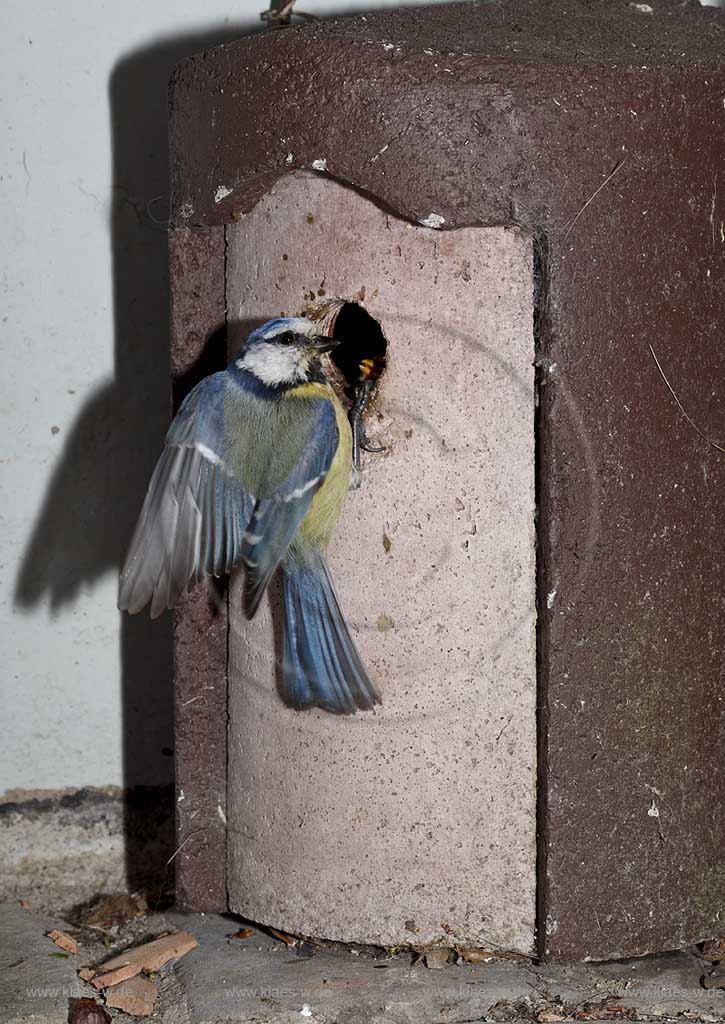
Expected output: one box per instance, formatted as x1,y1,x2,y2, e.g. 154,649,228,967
3,902,722,1024
0,786,173,915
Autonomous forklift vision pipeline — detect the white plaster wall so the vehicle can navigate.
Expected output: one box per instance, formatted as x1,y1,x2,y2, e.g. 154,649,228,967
0,0,448,795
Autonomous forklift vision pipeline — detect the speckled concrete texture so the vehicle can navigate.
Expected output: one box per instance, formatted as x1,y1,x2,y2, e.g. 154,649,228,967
225,173,536,952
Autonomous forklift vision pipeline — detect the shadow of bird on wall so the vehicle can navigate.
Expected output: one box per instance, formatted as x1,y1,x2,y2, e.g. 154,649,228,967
13,20,262,895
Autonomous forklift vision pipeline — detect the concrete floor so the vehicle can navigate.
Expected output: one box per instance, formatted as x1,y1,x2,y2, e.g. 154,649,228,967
2,900,724,1024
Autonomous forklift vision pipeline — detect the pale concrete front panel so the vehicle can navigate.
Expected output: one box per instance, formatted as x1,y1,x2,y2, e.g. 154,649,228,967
225,173,536,952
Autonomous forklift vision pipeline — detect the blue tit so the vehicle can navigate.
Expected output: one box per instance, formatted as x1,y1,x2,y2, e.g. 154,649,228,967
118,316,381,715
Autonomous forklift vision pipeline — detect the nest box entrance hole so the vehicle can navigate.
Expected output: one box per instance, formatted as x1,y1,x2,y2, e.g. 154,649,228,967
327,301,388,399
312,299,389,475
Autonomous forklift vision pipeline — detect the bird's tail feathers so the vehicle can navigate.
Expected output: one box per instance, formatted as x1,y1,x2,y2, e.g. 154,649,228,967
281,557,381,714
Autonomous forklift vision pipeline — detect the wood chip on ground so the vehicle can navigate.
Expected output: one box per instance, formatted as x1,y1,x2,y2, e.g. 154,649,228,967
105,975,158,1017
48,929,80,954
232,927,256,939
268,926,296,945
89,931,198,989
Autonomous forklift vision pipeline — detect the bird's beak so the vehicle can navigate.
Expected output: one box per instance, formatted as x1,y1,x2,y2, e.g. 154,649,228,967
309,334,340,354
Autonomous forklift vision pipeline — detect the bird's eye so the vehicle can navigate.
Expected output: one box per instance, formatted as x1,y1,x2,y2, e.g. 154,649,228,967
277,331,295,345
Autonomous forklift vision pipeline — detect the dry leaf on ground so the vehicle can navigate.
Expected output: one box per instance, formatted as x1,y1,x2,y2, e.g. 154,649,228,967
422,948,451,969
457,947,495,963
68,997,111,1024
702,937,725,963
703,965,725,990
81,893,148,930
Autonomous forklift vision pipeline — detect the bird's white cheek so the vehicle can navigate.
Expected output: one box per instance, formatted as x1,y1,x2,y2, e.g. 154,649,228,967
237,347,306,386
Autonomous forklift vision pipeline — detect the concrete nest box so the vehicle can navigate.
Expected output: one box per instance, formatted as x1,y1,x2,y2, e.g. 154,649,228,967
168,0,725,962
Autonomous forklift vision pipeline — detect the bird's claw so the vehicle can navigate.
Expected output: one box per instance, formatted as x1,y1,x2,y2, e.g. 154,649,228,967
350,379,385,477
359,428,385,454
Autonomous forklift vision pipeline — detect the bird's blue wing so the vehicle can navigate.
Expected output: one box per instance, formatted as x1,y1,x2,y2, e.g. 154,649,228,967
119,373,253,618
242,399,339,617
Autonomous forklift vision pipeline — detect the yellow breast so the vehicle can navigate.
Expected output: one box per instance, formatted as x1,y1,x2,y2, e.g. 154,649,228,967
284,382,352,552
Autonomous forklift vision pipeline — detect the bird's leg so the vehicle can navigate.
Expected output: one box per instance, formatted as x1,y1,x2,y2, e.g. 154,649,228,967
350,379,385,484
